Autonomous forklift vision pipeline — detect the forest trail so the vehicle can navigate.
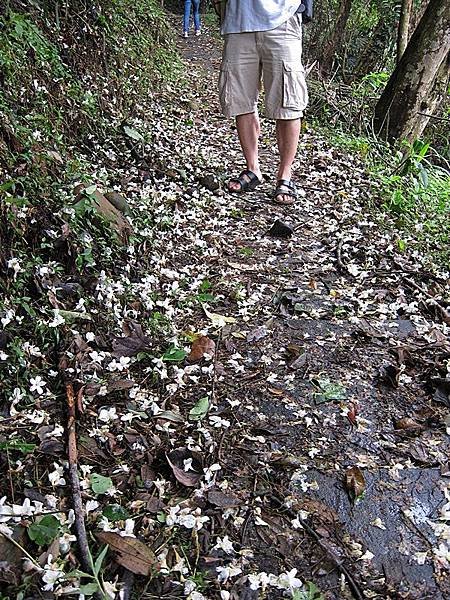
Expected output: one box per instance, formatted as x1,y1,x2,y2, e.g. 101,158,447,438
2,14,449,600
167,21,450,599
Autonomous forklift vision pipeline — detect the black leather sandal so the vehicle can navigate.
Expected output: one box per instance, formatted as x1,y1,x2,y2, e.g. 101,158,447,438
227,169,262,193
272,179,297,205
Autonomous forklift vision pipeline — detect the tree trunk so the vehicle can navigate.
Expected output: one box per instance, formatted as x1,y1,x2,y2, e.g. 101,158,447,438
374,0,450,143
320,0,353,77
349,17,395,81
397,0,413,62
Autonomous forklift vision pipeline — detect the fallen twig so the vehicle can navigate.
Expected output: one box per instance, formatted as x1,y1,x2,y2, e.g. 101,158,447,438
403,277,450,325
66,382,93,574
270,492,365,600
335,238,345,270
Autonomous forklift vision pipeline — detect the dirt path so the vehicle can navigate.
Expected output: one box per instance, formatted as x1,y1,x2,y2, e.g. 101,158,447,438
173,21,450,600
2,15,449,600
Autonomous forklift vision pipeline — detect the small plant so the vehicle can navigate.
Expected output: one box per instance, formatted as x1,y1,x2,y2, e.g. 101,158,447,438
28,515,61,546
239,247,254,257
293,581,325,599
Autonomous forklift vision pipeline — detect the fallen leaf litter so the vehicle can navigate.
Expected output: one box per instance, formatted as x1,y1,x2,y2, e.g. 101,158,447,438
0,17,449,600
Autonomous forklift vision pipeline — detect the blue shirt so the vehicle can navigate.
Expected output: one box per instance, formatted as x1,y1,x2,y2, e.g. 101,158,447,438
222,1,303,34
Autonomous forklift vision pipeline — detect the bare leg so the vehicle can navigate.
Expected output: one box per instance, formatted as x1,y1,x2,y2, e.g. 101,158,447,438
275,118,301,203
228,112,263,191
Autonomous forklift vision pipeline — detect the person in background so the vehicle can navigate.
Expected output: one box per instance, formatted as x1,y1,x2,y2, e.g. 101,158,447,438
183,0,201,38
219,1,308,205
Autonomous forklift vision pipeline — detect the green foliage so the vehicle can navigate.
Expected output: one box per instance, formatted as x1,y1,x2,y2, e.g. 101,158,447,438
28,515,61,546
91,474,114,495
0,440,36,454
162,346,188,362
102,504,130,522
189,397,210,422
293,582,325,600
0,0,182,406
328,127,450,267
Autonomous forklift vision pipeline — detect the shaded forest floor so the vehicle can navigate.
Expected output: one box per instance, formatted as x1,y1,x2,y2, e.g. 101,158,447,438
1,14,450,600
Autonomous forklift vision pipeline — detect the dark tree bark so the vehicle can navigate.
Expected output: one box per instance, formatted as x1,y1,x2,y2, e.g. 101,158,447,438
320,0,353,77
397,0,413,62
374,0,450,142
349,17,395,82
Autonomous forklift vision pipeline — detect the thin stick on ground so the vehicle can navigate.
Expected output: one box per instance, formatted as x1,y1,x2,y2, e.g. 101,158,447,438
66,382,93,574
336,238,345,270
270,492,365,600
403,277,450,325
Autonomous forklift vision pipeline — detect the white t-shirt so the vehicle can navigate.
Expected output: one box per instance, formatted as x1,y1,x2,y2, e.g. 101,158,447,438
222,1,303,34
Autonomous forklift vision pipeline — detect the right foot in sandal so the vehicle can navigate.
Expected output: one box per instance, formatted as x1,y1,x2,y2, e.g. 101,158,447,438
227,169,263,193
272,179,297,205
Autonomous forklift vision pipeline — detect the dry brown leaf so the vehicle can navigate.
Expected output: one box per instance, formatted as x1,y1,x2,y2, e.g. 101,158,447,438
345,466,365,503
96,532,158,576
246,325,268,343
166,448,203,487
112,321,152,358
347,402,358,426
393,417,424,431
187,335,215,363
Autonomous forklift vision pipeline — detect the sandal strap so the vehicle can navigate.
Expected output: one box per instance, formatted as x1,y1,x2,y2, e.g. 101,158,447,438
228,169,260,191
276,179,296,191
237,169,258,184
273,182,297,199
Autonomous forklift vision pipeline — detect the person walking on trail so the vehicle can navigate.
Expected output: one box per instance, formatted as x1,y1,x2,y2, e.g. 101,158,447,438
218,0,308,205
183,0,201,38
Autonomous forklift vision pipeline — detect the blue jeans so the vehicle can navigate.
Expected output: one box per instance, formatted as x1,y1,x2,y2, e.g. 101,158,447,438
183,0,200,33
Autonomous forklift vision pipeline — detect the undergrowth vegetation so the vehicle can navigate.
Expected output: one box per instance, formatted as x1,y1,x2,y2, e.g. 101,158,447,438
0,0,181,418
322,125,450,266
308,67,450,269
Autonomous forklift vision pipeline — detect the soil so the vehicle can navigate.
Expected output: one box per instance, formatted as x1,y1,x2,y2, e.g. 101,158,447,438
173,20,450,600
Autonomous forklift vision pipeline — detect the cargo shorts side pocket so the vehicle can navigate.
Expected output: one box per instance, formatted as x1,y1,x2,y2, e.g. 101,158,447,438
282,60,308,111
219,61,232,112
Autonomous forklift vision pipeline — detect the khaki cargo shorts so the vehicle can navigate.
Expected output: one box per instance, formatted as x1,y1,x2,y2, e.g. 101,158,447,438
219,14,308,120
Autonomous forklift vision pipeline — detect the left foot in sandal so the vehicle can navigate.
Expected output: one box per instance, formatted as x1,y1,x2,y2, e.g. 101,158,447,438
227,169,263,193
273,179,297,205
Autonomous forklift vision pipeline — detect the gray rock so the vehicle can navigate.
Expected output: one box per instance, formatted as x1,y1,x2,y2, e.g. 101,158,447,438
199,174,220,192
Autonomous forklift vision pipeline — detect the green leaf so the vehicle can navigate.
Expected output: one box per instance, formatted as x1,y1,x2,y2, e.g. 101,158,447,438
293,581,325,600
57,309,92,322
123,125,144,142
418,164,429,188
199,280,212,292
189,397,210,422
313,377,346,404
197,292,215,303
397,239,407,253
0,440,36,454
84,184,97,195
78,583,99,595
162,346,187,362
91,473,113,495
28,515,60,546
102,504,130,522
65,569,94,579
93,545,109,577
152,410,184,423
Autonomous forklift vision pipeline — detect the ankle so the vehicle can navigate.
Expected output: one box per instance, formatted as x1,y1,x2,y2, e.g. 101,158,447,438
277,167,292,181
247,164,262,178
